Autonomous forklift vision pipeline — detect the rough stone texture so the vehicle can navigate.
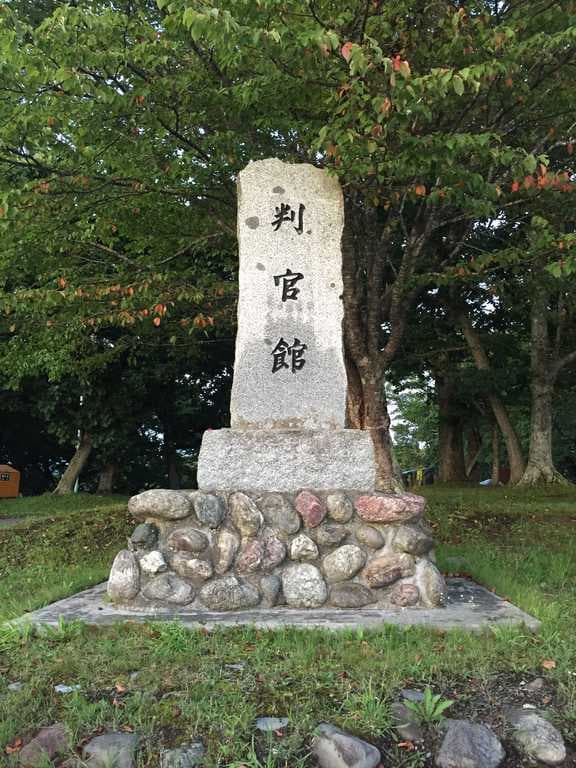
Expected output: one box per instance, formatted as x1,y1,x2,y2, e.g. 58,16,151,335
166,528,209,553
390,582,421,607
229,492,263,537
290,534,319,561
214,529,240,575
329,583,375,608
261,536,287,571
231,159,347,431
129,489,192,520
260,574,282,607
314,523,348,548
295,491,326,528
282,564,327,607
19,723,69,767
323,545,366,583
107,550,140,602
355,525,384,550
160,743,205,768
355,493,425,524
194,493,225,528
507,710,566,765
256,717,289,732
197,429,376,492
436,720,505,768
236,540,264,573
326,493,354,523
391,702,424,742
259,493,301,535
129,523,158,550
83,732,139,768
142,574,194,605
391,525,433,556
312,723,380,768
172,555,213,582
416,560,447,607
362,553,416,588
140,550,167,575
200,576,260,611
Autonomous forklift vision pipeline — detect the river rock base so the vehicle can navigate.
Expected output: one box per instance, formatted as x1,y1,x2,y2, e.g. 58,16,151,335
108,489,446,611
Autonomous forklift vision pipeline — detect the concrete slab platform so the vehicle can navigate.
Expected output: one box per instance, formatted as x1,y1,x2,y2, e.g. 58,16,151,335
13,578,540,632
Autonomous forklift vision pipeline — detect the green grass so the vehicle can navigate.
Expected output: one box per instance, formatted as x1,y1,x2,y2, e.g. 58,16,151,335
0,486,575,766
0,492,128,520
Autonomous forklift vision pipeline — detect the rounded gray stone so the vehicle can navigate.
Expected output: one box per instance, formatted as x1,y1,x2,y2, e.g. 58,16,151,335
107,550,140,602
355,525,384,549
166,528,209,553
229,492,263,537
199,575,260,610
391,702,425,742
436,720,505,768
160,742,205,768
129,523,158,550
329,583,375,608
391,525,434,556
261,536,287,570
171,554,213,581
415,560,447,607
282,564,327,608
326,493,354,523
507,711,566,765
82,732,139,768
256,716,289,732
323,545,366,583
142,573,195,605
193,493,225,528
312,723,380,768
18,723,69,767
139,550,168,575
260,574,282,607
314,523,348,548
214,528,240,574
259,493,301,535
289,533,319,561
128,489,192,520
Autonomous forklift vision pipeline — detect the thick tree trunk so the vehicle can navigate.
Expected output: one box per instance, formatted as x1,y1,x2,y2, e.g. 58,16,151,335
53,433,93,494
465,426,482,481
97,463,116,494
491,424,500,486
458,313,525,484
437,377,467,483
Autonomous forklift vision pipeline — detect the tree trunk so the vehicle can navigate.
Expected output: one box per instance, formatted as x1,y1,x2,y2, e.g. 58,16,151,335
97,463,116,494
491,423,500,486
465,426,482,481
436,377,467,483
458,313,526,484
53,433,93,494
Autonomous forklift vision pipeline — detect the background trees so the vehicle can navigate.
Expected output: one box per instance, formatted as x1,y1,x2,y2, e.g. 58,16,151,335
0,0,574,493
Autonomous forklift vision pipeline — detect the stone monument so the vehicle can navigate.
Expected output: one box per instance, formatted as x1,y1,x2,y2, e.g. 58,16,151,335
108,159,445,612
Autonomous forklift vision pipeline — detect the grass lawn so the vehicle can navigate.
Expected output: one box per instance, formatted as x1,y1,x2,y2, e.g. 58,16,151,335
1,486,575,766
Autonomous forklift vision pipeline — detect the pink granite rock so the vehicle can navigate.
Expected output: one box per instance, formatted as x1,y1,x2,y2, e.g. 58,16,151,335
295,491,326,528
354,493,425,523
236,539,264,573
261,537,287,571
362,553,416,588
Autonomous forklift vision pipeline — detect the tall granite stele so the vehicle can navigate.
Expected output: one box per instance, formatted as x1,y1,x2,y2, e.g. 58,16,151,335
108,160,446,612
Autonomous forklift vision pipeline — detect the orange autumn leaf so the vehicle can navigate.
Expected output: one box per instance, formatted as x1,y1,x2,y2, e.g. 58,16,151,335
414,184,427,196
341,42,353,62
541,659,557,670
5,738,23,754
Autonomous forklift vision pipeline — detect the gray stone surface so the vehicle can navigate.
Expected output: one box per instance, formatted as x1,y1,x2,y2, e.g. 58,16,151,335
416,560,447,607
129,522,158,550
160,743,205,768
229,492,263,537
326,493,354,523
391,702,424,742
260,574,282,607
172,555,213,581
259,493,301,535
107,550,140,602
129,489,192,520
436,720,504,768
231,159,346,431
197,429,375,492
166,528,209,553
507,710,566,765
312,723,380,768
314,523,348,547
83,732,139,768
355,525,384,549
19,723,69,767
214,529,240,575
193,493,225,528
322,545,366,583
17,578,541,632
199,576,260,611
140,550,167,575
142,574,194,605
289,533,319,561
328,583,375,608
255,716,289,732
282,564,327,608
391,525,433,556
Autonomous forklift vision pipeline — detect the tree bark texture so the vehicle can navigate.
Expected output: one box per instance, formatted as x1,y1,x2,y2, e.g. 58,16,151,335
97,462,116,494
491,423,500,486
53,433,93,494
436,375,467,483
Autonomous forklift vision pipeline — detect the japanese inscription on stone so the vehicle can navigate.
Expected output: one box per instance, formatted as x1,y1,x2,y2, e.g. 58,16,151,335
231,159,347,430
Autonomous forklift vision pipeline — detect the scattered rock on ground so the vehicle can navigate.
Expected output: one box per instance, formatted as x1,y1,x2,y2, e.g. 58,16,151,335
282,564,327,608
506,709,566,766
525,677,545,692
82,732,139,768
401,689,425,703
159,742,205,768
107,550,140,602
8,681,23,692
391,701,425,742
312,723,380,768
54,684,81,693
129,489,192,520
256,716,289,732
19,723,69,767
436,720,505,768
